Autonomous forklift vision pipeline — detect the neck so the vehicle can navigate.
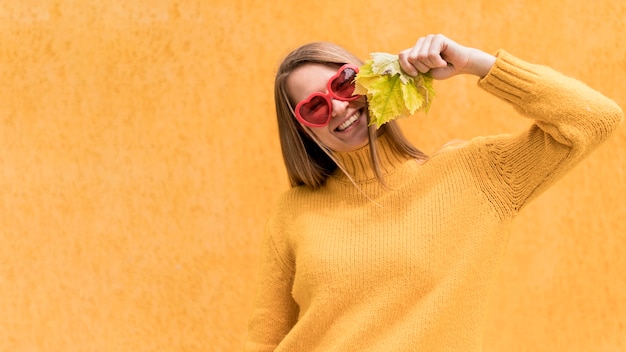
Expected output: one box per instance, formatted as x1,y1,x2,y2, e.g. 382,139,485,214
333,133,411,183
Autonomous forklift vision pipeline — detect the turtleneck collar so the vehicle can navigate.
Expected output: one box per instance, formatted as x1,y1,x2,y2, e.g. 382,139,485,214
332,133,412,183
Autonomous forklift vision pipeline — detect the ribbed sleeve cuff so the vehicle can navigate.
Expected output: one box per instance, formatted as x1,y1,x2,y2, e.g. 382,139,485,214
478,49,542,107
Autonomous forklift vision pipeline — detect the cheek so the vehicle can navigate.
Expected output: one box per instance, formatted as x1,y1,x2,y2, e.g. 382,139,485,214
307,126,330,141
354,96,369,113
303,126,336,149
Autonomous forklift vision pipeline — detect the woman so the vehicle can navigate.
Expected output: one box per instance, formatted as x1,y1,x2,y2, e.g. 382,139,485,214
244,34,623,351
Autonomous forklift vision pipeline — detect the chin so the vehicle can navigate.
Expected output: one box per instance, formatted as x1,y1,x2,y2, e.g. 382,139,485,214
342,137,370,152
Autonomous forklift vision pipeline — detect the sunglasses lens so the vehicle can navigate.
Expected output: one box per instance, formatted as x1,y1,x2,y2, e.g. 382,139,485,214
331,67,357,98
299,95,330,125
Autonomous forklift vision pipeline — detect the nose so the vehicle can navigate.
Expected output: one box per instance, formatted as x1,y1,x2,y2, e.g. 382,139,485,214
330,98,350,117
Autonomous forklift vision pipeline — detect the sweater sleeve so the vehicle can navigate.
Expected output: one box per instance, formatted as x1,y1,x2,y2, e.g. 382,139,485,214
474,50,623,217
244,209,299,352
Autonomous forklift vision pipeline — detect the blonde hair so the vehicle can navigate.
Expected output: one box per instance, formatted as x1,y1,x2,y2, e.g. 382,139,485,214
275,42,427,188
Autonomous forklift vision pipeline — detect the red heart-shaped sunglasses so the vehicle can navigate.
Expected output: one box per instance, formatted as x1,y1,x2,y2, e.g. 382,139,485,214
293,64,360,127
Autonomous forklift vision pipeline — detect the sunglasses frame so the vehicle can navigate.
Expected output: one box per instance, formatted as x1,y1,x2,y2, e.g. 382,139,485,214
293,64,360,128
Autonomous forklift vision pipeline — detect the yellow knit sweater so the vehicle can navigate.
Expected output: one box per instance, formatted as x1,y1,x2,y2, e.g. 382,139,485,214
245,51,623,352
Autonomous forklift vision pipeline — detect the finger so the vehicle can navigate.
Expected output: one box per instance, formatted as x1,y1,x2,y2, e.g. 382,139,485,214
399,37,425,76
430,35,452,67
429,64,456,80
411,59,432,74
410,34,447,70
407,35,447,73
398,50,417,76
421,34,449,68
403,35,431,70
409,36,435,73
415,35,436,67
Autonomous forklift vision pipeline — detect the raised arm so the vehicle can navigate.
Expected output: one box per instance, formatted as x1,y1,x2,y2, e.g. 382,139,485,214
474,49,622,215
399,34,623,216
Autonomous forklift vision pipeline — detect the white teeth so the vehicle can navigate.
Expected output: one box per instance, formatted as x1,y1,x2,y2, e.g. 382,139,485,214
337,113,360,131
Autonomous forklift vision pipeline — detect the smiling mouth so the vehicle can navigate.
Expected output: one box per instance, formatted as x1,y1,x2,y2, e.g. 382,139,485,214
336,111,361,131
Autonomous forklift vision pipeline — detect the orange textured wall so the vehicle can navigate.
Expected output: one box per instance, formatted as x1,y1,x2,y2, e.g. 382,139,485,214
0,1,624,351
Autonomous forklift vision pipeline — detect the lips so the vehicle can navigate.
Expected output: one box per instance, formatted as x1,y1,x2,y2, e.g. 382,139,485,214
336,111,361,131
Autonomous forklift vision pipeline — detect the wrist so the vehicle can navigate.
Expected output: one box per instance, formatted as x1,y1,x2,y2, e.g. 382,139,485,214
466,49,496,77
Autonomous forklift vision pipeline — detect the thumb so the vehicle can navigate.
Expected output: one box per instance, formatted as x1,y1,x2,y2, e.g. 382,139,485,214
429,63,457,80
